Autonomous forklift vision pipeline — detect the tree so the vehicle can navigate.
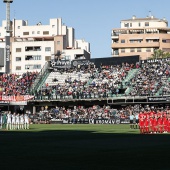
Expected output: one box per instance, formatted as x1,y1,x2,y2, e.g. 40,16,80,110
150,49,165,59
162,52,170,58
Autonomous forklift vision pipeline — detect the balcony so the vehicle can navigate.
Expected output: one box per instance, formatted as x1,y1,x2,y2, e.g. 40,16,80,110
111,52,119,56
111,42,160,48
25,46,41,52
111,34,119,39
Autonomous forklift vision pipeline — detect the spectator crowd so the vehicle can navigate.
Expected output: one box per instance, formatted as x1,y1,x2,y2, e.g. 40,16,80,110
33,58,170,100
35,62,135,100
0,59,170,100
0,71,38,96
27,104,170,127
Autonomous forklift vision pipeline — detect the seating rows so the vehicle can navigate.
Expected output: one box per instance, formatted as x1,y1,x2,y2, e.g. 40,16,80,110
1,59,170,99
0,72,38,96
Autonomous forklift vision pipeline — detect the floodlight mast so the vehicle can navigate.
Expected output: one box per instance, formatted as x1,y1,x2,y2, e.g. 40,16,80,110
3,0,13,33
3,0,13,73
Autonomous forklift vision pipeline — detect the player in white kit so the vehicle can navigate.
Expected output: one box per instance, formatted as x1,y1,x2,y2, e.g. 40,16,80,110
19,114,24,130
15,113,20,130
11,112,16,130
24,114,29,129
6,112,12,130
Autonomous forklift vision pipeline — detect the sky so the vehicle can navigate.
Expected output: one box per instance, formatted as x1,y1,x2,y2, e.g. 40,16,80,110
0,0,170,58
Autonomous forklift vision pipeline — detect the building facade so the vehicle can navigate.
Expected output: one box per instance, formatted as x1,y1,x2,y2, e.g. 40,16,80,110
0,18,90,73
111,15,170,60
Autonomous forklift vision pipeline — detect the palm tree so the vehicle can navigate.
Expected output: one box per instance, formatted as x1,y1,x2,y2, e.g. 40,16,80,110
162,52,170,59
150,49,165,59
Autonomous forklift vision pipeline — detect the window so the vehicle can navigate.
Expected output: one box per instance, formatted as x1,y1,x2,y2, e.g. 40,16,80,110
25,65,33,70
121,49,125,53
45,47,51,51
162,39,170,43
37,31,40,34
16,66,21,70
57,41,60,45
18,26,20,29
145,22,149,26
121,39,125,43
113,49,119,55
23,32,29,35
124,23,129,27
146,48,151,52
25,56,33,60
162,48,170,52
25,46,41,51
45,56,51,61
32,31,35,34
130,23,132,27
146,39,152,43
130,48,135,52
43,31,49,35
52,25,55,28
16,57,21,61
130,39,143,43
0,33,1,36
33,55,41,60
137,48,141,52
138,23,141,27
16,48,21,52
33,65,41,69
25,55,41,60
153,39,159,42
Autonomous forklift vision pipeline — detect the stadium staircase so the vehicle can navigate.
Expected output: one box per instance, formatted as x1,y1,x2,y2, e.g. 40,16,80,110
155,78,168,96
30,61,51,94
123,68,139,95
155,86,163,96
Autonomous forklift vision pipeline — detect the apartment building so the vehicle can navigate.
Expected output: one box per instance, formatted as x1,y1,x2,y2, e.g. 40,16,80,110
111,15,170,60
0,18,90,73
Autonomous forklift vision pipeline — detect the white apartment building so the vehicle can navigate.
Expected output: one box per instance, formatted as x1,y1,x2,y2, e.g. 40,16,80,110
111,15,170,59
0,18,90,73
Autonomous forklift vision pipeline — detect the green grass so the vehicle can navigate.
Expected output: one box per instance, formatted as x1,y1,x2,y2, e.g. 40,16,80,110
0,124,170,170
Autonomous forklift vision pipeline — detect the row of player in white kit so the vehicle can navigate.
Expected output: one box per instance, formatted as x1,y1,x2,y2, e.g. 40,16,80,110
6,112,29,130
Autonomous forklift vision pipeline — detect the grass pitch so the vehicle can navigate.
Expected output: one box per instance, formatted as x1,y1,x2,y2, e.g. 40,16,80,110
0,124,170,170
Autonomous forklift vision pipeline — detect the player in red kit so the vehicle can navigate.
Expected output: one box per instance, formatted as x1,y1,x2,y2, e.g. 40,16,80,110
149,111,154,134
144,111,150,134
163,112,168,133
139,111,145,134
157,111,163,133
153,113,158,133
167,114,170,133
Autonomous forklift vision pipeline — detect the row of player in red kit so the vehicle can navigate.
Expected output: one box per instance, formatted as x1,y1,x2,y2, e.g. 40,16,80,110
139,110,170,134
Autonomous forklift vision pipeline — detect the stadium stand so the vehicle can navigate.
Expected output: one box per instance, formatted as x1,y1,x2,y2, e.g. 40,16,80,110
0,71,38,96
1,57,170,123
34,62,136,100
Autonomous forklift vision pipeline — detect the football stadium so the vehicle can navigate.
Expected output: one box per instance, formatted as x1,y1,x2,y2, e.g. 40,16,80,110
1,1,170,170
1,55,170,170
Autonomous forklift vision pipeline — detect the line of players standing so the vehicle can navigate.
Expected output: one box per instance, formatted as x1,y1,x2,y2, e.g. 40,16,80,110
0,112,29,130
138,108,170,134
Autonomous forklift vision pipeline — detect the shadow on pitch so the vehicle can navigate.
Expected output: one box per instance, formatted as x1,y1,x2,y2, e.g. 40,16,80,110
0,127,170,170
